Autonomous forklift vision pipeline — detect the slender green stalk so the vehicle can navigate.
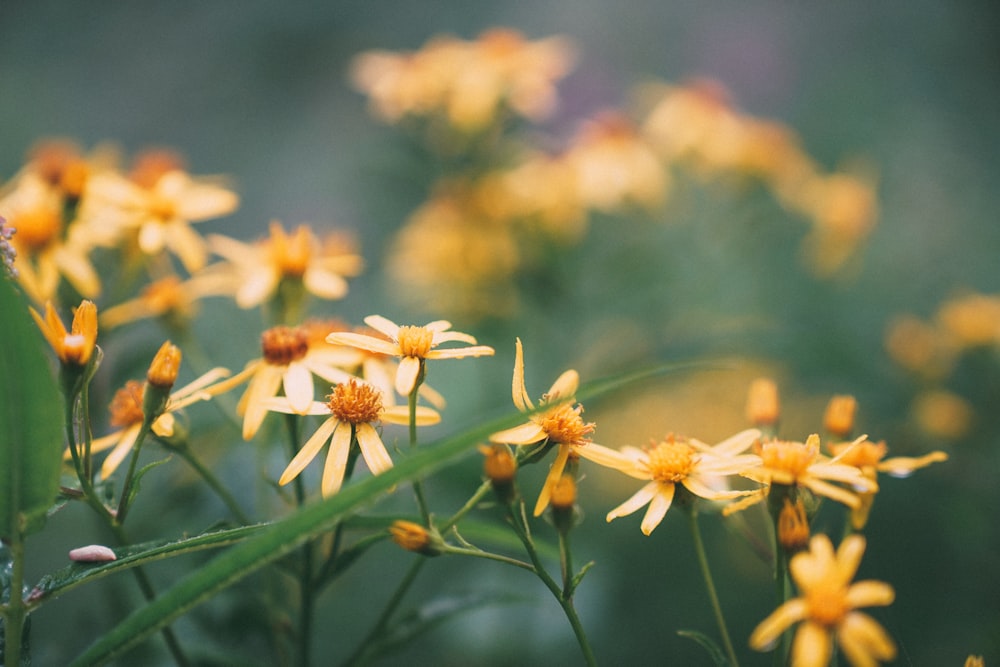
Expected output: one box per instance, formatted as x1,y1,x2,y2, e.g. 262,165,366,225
3,507,27,667
438,479,492,532
284,414,313,667
407,381,430,524
115,418,154,523
339,558,427,667
688,507,739,667
80,383,93,483
171,442,251,524
504,500,597,667
443,545,534,571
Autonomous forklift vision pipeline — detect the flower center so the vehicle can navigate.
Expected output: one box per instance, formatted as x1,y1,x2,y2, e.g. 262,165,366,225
644,438,697,482
536,403,594,446
109,380,146,427
261,326,309,365
758,437,819,478
326,380,383,424
806,584,850,627
397,325,434,358
11,207,62,250
141,276,185,313
149,193,177,221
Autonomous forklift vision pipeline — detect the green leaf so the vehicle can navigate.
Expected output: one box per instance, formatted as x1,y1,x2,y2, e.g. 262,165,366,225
0,279,65,539
26,524,266,609
677,629,731,667
69,361,695,666
119,456,171,516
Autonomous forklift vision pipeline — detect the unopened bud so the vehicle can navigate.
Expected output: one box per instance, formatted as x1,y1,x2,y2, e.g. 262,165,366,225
823,394,857,438
777,497,810,554
746,378,780,427
143,341,181,422
388,520,443,556
549,475,578,533
479,444,517,503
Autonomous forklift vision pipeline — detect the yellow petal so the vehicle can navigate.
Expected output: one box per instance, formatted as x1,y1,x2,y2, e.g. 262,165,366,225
547,369,579,401
750,598,809,650
99,425,141,480
326,331,399,356
837,612,896,665
533,445,571,516
282,361,315,414
512,338,533,411
395,355,421,396
845,580,895,610
321,421,353,497
356,422,393,475
424,345,495,359
790,621,832,667
489,421,547,445
303,266,349,300
640,484,675,535
280,418,337,486
606,481,659,523
363,314,400,339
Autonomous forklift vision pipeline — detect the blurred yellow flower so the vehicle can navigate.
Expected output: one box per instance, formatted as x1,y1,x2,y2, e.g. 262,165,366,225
912,389,974,441
207,221,363,309
100,272,236,329
936,291,1000,348
588,429,761,535
30,299,98,367
90,367,231,479
84,168,238,272
489,338,610,516
0,172,100,302
326,315,494,397
750,534,896,667
268,379,439,497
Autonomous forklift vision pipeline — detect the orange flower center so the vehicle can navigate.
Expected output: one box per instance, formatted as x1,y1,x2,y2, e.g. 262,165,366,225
149,193,178,221
758,437,819,478
109,380,146,427
326,380,383,424
261,326,309,365
397,325,434,358
536,402,594,446
270,224,312,277
11,207,62,250
806,584,850,627
644,438,697,482
141,276,185,313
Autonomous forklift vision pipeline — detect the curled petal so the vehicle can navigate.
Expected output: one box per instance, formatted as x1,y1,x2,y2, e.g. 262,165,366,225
533,445,571,516
325,331,399,356
547,369,579,401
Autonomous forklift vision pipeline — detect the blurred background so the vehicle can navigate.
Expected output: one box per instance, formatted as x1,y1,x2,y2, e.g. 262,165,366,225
2,1,998,665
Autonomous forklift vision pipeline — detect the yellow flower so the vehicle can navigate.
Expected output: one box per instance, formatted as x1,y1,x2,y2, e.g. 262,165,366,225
89,367,231,479
489,338,608,516
100,272,236,329
827,438,947,530
267,379,439,497
326,315,494,397
0,172,100,302
223,325,357,440
587,429,761,535
730,434,878,514
30,299,98,367
746,377,781,428
84,169,238,272
207,221,363,309
750,534,896,667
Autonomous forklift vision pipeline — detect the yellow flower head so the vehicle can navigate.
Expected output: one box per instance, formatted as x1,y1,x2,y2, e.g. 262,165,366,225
489,338,602,516
207,221,363,310
268,379,440,497
31,299,98,367
585,429,761,535
750,534,896,667
746,377,781,428
326,315,494,397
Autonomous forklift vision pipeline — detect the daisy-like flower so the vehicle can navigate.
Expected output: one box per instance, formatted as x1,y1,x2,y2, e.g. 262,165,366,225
83,169,238,272
1,172,101,302
206,221,363,310
489,338,607,516
587,429,762,535
88,366,232,479
267,379,439,497
750,533,896,667
30,299,98,367
222,325,356,440
99,272,237,330
728,434,878,515
326,315,494,397
827,439,947,530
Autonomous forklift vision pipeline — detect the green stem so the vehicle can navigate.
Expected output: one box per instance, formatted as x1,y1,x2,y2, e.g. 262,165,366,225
688,507,739,667
80,383,93,483
438,479,492,532
171,442,252,524
443,545,534,571
340,557,427,667
407,381,430,525
767,486,793,667
284,414,313,667
115,418,155,524
505,500,597,667
3,520,27,667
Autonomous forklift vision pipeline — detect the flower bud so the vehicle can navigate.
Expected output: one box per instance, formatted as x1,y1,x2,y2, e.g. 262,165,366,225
388,520,443,556
777,497,810,554
823,394,857,438
549,475,578,534
746,378,780,428
143,341,181,422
